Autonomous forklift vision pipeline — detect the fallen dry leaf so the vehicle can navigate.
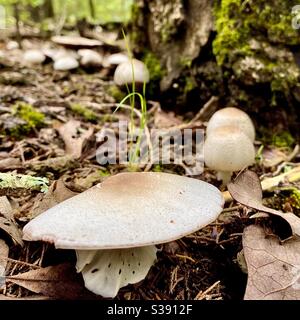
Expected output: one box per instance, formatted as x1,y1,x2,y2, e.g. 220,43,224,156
154,109,182,129
228,170,300,238
0,196,23,246
31,179,78,219
56,120,94,159
261,147,287,168
0,239,9,289
243,225,300,300
223,166,300,202
6,263,95,299
0,158,21,170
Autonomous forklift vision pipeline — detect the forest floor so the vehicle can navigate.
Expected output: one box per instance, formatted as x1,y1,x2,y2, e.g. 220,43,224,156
0,36,299,300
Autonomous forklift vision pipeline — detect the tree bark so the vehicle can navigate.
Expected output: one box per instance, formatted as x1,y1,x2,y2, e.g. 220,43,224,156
13,3,22,49
132,0,213,91
43,0,55,19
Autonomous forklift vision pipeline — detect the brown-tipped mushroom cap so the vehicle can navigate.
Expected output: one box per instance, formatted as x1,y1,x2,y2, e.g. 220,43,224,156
206,107,255,142
113,59,150,86
204,126,255,172
23,172,224,250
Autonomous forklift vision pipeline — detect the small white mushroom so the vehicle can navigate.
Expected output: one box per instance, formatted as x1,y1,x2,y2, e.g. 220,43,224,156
206,107,256,142
204,126,255,184
78,49,103,67
54,56,79,71
23,172,224,298
23,50,46,64
6,41,19,50
114,59,149,86
103,53,129,67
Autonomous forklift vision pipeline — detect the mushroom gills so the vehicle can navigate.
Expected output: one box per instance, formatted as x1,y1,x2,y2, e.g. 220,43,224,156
76,245,157,298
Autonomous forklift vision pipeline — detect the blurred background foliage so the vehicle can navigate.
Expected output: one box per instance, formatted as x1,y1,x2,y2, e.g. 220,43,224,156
0,0,134,28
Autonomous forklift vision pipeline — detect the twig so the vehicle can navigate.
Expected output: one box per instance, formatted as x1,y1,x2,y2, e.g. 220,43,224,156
194,280,220,300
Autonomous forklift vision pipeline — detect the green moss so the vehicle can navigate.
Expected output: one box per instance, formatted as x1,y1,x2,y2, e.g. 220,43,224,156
213,0,300,66
258,129,295,149
0,172,49,193
272,131,295,148
183,76,197,94
107,85,126,102
98,169,111,178
160,21,174,43
9,102,45,138
179,57,193,69
143,51,164,82
213,0,251,65
153,164,162,172
280,187,300,210
70,103,98,122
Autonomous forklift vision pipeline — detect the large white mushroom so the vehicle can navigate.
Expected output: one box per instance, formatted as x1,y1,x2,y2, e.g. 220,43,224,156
204,126,255,184
113,58,149,87
206,107,256,142
23,172,224,298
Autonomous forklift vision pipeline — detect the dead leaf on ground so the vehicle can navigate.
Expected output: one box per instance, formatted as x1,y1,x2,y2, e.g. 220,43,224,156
243,225,300,300
0,158,21,170
56,120,94,159
0,239,9,289
30,179,78,219
0,197,23,246
261,147,287,168
154,109,182,129
227,170,300,239
6,263,95,299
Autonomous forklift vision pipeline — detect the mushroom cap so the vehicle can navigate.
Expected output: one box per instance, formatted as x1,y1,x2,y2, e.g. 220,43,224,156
54,56,79,71
51,36,102,48
104,53,129,66
78,49,103,67
206,107,255,142
204,126,255,172
23,172,224,250
113,59,150,86
23,50,46,64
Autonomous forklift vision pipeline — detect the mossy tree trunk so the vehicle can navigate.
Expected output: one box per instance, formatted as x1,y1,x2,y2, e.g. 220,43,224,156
132,0,213,91
132,0,300,138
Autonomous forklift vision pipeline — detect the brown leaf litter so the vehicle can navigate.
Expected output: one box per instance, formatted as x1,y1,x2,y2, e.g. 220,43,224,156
243,225,300,300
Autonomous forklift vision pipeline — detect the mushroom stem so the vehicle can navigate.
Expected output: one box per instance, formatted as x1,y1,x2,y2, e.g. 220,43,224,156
76,245,157,298
217,171,232,185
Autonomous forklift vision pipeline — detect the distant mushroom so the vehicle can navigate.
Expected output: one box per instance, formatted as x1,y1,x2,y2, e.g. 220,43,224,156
23,50,46,65
103,53,129,67
23,172,224,298
54,56,79,71
51,35,102,48
206,107,256,142
114,58,149,87
78,49,103,67
6,41,19,50
204,126,255,184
